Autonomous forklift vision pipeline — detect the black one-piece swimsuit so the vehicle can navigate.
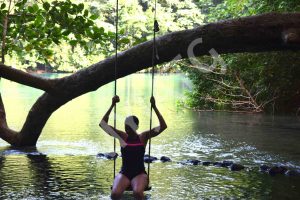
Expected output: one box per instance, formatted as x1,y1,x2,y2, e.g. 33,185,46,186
120,136,146,180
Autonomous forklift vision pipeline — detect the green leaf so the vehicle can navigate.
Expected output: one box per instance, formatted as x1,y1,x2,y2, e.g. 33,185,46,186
119,38,130,45
43,2,50,11
90,14,98,20
32,4,39,12
78,3,84,12
69,40,77,46
28,6,34,13
84,9,89,17
1,3,6,10
62,30,71,36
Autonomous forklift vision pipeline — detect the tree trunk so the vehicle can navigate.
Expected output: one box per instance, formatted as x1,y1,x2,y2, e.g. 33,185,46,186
0,13,300,146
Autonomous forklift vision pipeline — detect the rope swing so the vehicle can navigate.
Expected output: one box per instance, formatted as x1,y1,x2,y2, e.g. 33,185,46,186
112,0,159,192
147,0,159,189
113,0,119,180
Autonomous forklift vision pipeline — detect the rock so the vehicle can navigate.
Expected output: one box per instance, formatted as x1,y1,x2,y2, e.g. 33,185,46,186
213,162,227,167
97,152,118,160
230,163,245,171
213,162,222,167
259,165,270,172
222,161,234,167
268,166,288,176
202,161,212,166
179,159,201,165
187,159,201,165
144,155,158,163
160,156,171,162
285,169,300,177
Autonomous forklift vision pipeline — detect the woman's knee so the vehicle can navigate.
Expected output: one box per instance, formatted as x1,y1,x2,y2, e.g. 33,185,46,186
133,190,144,199
111,190,122,200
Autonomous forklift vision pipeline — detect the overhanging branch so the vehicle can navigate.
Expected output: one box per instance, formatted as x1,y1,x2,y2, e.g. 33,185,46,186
0,64,58,94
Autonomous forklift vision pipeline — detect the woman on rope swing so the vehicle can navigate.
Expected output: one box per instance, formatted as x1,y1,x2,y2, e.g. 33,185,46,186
99,95,167,200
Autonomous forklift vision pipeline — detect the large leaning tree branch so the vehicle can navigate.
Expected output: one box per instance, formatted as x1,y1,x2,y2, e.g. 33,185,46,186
0,12,300,147
0,64,58,94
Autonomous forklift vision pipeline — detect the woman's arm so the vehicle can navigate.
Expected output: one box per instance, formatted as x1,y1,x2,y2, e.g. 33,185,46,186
99,96,127,144
142,96,167,140
100,96,118,124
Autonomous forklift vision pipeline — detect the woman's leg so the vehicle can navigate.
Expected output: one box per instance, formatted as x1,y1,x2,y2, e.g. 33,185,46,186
131,173,148,200
111,173,131,200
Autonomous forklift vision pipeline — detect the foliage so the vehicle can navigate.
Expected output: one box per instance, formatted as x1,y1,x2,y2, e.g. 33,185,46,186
182,0,300,113
0,0,112,67
182,52,300,113
0,0,204,71
203,0,300,22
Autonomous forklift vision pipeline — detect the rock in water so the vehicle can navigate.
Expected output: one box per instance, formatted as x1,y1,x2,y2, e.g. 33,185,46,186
222,161,234,167
268,166,288,176
144,155,158,163
259,165,270,172
202,161,212,166
97,152,118,160
285,169,300,177
179,159,201,165
160,156,171,162
213,162,222,167
230,163,245,171
213,162,227,167
187,159,201,165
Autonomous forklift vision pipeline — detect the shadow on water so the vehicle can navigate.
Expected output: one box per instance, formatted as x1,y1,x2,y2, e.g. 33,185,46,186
0,146,110,199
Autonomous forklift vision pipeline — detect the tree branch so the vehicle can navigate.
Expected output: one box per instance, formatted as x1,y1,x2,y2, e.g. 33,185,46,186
234,71,262,112
0,64,58,94
206,77,241,90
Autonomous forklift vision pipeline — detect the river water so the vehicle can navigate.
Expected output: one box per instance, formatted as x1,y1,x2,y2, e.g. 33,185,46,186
0,73,300,199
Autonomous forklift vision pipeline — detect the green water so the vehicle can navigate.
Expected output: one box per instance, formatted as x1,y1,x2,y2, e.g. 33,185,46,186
0,74,300,199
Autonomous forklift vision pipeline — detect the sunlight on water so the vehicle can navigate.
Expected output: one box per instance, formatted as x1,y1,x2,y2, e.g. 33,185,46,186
0,74,300,199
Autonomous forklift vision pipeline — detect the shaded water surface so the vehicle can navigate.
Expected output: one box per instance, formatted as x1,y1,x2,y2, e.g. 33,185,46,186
0,74,300,199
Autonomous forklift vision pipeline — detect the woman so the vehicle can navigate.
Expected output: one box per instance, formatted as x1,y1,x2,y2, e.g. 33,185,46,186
99,95,167,200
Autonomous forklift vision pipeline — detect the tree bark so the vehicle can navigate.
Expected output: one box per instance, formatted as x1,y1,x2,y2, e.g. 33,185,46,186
0,12,300,146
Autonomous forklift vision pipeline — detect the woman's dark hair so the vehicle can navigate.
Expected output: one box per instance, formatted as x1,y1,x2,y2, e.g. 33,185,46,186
132,115,139,126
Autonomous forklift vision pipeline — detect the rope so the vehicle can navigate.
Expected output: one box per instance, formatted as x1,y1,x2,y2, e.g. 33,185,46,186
147,0,159,185
113,0,119,179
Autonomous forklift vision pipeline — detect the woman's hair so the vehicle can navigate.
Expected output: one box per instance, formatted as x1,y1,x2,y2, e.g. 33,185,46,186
125,115,139,131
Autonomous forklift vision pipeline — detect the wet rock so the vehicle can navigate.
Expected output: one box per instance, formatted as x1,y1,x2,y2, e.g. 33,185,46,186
179,159,201,165
268,166,288,176
213,162,222,167
187,159,201,165
144,155,158,163
202,161,212,166
230,163,245,171
160,156,171,162
222,161,234,167
97,152,118,160
259,165,270,172
212,161,234,168
285,169,300,177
